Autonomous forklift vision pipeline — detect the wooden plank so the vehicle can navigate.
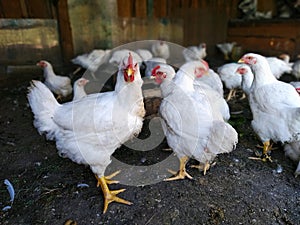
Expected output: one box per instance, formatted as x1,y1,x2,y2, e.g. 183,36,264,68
168,0,181,17
55,0,73,64
25,0,53,18
117,0,133,17
228,21,300,38
135,0,147,18
227,36,296,56
0,0,24,18
190,0,199,9
154,0,167,17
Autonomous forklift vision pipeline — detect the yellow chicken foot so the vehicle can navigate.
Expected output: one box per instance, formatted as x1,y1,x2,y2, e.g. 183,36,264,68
226,89,236,101
191,161,212,175
164,156,193,181
249,140,273,162
95,171,132,213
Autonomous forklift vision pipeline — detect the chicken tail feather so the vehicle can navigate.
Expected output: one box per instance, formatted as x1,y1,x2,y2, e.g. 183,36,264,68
27,80,60,140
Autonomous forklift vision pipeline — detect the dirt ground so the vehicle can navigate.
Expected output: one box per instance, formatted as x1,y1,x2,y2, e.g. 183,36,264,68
0,66,300,225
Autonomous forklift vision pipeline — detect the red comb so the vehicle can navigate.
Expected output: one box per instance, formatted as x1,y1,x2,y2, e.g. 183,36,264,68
151,65,161,76
128,52,133,65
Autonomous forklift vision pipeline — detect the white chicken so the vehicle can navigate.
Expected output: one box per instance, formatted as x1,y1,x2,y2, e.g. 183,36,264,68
182,43,207,61
152,63,230,121
195,68,224,97
109,49,142,66
238,53,300,161
71,49,111,73
37,60,72,100
135,49,153,61
28,53,145,213
151,40,170,60
72,78,89,101
235,65,254,96
217,62,245,101
283,142,300,177
144,57,167,78
266,56,292,79
152,60,238,179
216,42,236,61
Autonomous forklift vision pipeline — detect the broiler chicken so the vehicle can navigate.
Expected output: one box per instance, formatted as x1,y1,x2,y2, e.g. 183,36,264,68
266,56,292,79
71,49,111,74
283,142,300,177
151,40,170,60
182,43,207,61
195,68,224,97
153,63,230,121
28,53,145,213
238,53,300,161
151,60,238,179
216,42,236,61
217,62,245,101
235,65,254,96
72,78,89,101
109,49,142,66
135,49,153,61
37,60,72,100
144,57,167,78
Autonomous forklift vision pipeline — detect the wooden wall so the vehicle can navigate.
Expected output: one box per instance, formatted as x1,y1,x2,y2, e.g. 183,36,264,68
116,0,240,55
227,19,300,58
0,0,73,64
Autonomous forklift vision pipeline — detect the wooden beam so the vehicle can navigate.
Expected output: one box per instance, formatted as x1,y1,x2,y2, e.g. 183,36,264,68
55,0,73,64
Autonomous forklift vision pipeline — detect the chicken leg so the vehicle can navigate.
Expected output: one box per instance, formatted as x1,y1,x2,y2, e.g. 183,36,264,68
249,140,273,162
95,171,132,213
226,89,236,101
164,156,193,181
191,161,211,175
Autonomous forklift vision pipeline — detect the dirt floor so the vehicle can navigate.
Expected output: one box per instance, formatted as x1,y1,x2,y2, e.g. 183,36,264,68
0,66,300,225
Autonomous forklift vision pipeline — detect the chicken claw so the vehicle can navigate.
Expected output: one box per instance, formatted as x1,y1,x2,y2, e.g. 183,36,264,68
95,171,132,213
191,161,212,175
249,141,273,162
164,156,193,181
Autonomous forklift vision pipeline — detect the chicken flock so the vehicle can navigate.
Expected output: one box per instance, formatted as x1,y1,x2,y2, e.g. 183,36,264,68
27,40,300,213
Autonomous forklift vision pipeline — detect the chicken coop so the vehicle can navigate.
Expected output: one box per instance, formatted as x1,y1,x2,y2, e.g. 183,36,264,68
1,0,299,84
2,1,300,224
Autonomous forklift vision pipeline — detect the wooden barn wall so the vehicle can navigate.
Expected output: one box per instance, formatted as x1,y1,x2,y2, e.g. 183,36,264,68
0,0,73,68
115,0,240,55
0,0,240,66
227,19,300,58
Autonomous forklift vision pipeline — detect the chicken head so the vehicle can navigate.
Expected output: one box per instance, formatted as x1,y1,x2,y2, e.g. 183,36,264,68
238,54,257,65
36,60,49,68
194,59,210,78
122,53,138,83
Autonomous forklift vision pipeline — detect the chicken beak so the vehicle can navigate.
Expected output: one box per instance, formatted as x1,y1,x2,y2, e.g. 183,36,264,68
127,67,133,76
238,58,245,63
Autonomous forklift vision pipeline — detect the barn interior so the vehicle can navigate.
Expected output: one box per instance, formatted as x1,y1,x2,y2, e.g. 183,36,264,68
1,1,300,224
